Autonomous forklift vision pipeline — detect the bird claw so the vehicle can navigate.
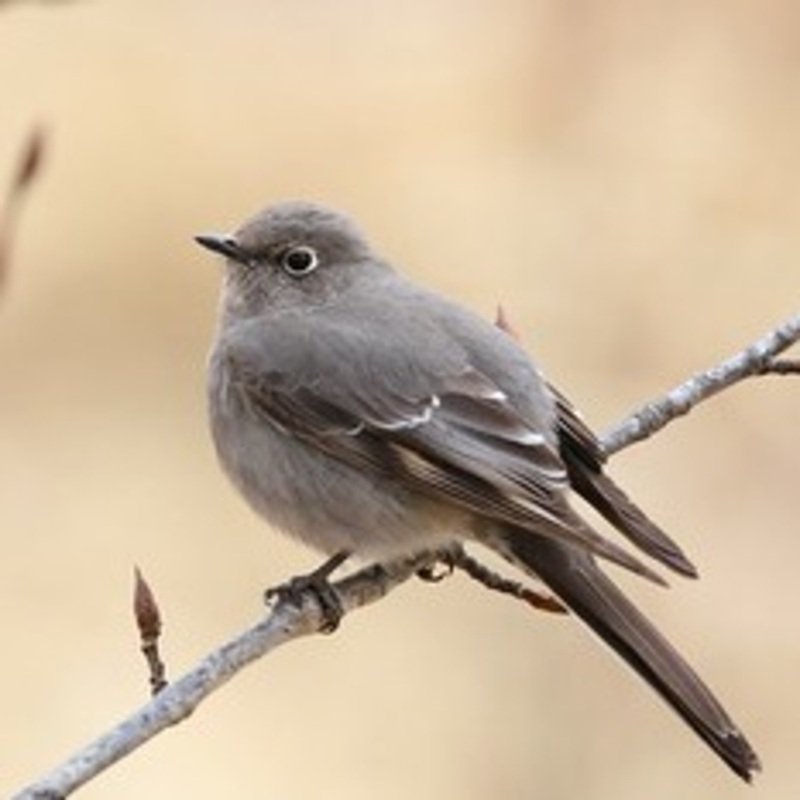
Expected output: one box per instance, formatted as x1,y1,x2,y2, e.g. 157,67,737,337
264,551,349,633
416,551,456,583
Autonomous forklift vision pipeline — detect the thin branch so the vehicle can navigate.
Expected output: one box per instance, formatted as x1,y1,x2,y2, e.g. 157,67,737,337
758,358,800,376
12,312,799,798
416,544,564,613
449,546,565,613
601,312,800,455
12,554,433,800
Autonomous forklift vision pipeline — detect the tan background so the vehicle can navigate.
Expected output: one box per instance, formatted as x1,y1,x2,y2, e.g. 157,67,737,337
1,1,798,798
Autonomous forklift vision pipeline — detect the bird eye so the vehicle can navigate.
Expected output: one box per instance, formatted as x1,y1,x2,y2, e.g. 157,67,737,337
281,245,319,276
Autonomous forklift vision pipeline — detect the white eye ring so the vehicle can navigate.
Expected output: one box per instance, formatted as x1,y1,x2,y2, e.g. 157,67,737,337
281,245,319,276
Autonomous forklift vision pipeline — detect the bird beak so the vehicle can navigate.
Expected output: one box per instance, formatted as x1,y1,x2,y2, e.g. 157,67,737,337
194,233,247,262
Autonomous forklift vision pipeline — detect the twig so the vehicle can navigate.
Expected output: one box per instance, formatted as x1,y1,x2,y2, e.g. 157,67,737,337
12,554,434,800
601,313,800,455
416,544,565,613
449,545,565,613
758,358,800,376
0,126,46,294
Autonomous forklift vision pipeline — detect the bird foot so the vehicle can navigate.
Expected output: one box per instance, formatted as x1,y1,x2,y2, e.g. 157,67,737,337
416,550,456,583
264,551,350,633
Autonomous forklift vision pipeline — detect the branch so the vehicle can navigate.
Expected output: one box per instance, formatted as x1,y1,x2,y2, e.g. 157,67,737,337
601,312,800,455
449,546,565,613
12,555,433,800
12,312,799,798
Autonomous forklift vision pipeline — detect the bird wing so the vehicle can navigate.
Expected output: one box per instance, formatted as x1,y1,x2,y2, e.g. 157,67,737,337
220,315,663,581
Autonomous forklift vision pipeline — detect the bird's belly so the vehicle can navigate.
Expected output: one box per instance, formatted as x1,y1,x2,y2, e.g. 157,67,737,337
209,397,462,559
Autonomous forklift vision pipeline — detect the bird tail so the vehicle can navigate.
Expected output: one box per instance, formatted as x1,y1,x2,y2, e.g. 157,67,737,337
492,527,761,782
548,382,698,577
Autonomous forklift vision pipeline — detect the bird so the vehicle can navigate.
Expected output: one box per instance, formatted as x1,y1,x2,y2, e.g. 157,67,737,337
196,200,760,781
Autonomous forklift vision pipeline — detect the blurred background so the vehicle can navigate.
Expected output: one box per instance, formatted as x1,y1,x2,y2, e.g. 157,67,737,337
1,1,798,798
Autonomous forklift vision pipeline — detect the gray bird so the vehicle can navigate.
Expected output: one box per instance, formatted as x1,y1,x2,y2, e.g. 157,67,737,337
196,201,760,781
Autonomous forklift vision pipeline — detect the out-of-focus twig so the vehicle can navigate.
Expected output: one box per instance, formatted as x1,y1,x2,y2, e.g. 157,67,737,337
495,303,522,342
0,126,46,294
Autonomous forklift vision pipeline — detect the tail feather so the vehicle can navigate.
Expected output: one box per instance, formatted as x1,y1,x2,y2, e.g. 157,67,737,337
498,528,761,781
566,459,698,578
550,382,697,578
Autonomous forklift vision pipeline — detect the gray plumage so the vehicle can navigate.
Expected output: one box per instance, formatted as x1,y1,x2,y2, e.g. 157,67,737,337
197,200,759,781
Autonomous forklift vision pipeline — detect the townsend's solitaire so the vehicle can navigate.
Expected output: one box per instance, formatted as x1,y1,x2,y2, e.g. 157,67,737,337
196,200,759,781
